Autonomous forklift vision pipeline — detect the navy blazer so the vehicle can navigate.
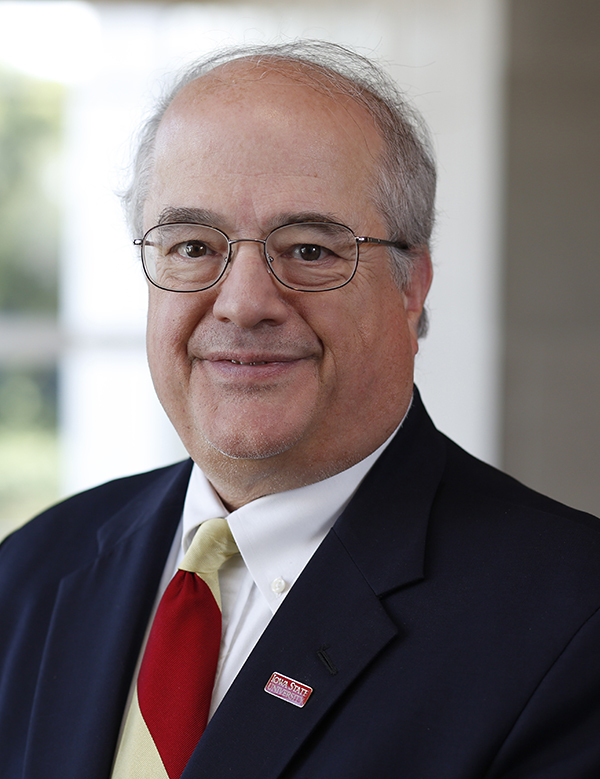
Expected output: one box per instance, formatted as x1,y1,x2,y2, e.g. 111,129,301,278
2,393,600,778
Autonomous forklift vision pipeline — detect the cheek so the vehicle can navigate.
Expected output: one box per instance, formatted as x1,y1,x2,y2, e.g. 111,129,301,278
146,293,197,389
334,291,414,396
307,299,385,399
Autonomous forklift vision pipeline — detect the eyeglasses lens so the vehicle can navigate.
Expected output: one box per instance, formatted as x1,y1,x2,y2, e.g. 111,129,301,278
142,224,229,291
266,223,357,291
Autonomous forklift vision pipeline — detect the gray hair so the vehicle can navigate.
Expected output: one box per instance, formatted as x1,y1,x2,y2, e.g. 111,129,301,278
122,40,436,335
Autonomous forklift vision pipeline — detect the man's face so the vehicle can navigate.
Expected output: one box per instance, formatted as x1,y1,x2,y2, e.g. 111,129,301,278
144,63,431,507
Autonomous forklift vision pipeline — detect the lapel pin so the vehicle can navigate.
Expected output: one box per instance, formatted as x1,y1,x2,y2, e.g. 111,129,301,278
264,672,313,708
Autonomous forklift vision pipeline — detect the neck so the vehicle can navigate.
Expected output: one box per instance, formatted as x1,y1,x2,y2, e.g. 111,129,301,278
198,448,361,511
194,416,408,510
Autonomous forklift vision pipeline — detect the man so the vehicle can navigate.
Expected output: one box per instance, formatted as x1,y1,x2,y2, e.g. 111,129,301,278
1,41,600,779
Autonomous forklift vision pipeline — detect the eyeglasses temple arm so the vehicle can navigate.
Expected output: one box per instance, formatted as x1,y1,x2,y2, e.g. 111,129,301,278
134,239,160,248
357,236,409,251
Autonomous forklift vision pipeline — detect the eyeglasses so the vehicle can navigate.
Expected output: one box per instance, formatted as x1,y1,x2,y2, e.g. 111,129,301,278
134,221,408,293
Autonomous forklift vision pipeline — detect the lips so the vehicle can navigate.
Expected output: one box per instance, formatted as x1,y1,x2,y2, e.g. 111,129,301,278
197,349,313,384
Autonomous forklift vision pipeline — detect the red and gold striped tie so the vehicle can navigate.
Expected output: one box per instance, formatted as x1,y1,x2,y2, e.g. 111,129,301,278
112,518,238,779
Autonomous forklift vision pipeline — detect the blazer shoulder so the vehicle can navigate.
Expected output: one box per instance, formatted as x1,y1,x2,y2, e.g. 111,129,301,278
0,459,193,579
440,433,599,529
429,434,600,603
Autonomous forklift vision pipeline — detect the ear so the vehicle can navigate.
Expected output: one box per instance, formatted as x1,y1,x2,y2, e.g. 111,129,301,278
402,247,433,352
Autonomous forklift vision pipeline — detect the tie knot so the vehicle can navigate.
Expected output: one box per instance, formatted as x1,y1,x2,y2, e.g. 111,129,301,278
179,517,238,577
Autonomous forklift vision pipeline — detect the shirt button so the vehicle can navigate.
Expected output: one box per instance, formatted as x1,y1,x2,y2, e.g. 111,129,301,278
271,577,287,595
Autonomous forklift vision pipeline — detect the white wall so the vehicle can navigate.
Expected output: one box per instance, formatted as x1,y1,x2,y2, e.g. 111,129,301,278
58,0,506,495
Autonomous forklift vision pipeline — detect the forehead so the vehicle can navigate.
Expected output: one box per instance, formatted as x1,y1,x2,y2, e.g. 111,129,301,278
147,60,384,228
160,58,383,153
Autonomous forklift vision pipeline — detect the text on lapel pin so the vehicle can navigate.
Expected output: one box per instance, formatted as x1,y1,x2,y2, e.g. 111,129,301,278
264,672,313,708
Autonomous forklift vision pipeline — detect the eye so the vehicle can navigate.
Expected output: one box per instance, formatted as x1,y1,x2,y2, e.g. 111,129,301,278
291,244,330,262
171,240,211,259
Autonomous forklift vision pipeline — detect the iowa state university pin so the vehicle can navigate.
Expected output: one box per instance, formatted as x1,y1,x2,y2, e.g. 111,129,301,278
264,672,313,708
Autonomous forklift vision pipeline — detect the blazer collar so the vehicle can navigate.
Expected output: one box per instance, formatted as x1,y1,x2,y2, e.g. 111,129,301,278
95,460,193,555
334,387,446,595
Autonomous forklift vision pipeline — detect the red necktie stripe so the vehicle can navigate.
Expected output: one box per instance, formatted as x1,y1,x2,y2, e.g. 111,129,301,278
137,570,222,778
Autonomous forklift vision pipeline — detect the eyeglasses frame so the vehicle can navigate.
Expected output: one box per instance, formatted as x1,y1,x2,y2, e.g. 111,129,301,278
133,221,409,293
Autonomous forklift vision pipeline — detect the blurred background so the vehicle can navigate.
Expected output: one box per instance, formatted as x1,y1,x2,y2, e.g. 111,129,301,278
0,0,598,540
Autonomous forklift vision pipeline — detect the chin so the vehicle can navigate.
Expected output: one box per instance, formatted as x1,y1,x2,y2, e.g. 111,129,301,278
199,426,303,462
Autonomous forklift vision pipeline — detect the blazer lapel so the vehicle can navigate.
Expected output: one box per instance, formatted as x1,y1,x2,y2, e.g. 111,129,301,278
23,461,192,779
184,392,446,779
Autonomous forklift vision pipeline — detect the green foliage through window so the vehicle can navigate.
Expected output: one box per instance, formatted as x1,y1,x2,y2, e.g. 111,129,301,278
0,66,63,313
0,65,64,535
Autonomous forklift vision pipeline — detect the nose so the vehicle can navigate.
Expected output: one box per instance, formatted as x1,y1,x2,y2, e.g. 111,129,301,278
211,240,289,328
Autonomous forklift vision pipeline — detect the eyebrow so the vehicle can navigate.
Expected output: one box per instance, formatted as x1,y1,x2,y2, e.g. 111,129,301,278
269,212,345,229
156,206,219,226
155,207,348,233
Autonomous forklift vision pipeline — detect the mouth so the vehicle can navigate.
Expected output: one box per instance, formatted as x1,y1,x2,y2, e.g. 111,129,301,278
199,352,311,383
